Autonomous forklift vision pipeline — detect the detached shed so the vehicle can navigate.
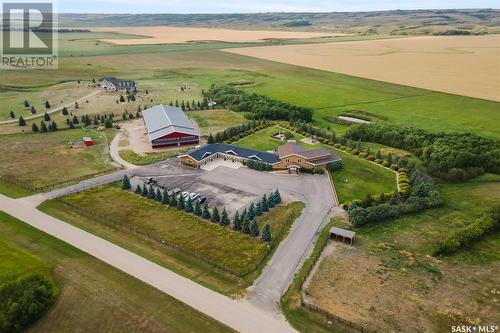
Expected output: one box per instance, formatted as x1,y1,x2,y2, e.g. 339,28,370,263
83,137,94,147
329,227,356,245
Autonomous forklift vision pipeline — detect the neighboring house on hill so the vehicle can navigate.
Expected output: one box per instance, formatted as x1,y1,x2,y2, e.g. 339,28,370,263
143,104,200,148
180,142,341,172
101,77,137,93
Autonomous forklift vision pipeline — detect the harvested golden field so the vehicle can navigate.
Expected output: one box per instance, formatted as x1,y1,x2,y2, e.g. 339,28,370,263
225,35,500,101
91,26,335,45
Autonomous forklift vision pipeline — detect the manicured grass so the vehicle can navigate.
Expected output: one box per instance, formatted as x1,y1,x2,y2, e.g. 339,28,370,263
330,151,397,204
118,149,187,165
40,184,303,296
0,211,234,332
235,125,304,151
0,129,117,191
187,109,247,135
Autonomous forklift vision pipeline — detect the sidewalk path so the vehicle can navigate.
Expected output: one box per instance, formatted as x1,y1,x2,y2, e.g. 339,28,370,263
0,194,296,333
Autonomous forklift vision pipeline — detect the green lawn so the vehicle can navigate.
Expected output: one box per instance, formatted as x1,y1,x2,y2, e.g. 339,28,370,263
0,211,234,333
40,184,303,296
0,129,117,192
118,149,188,165
187,109,247,135
235,125,297,151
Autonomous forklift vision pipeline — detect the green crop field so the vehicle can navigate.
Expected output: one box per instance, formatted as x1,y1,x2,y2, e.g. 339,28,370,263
0,211,234,332
0,129,117,193
40,184,303,296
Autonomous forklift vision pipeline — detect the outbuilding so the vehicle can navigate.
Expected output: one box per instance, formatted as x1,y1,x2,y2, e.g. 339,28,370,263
329,227,356,245
83,137,94,147
143,104,200,148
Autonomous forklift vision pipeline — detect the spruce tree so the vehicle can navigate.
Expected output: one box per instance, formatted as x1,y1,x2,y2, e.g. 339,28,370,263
45,100,51,109
274,189,281,204
141,184,148,197
194,201,202,216
261,195,269,212
50,121,57,131
135,184,142,194
62,106,69,116
177,196,185,210
185,198,194,213
247,203,255,221
18,116,26,126
255,201,263,216
207,133,215,144
31,106,36,114
40,121,47,132
156,188,162,202
211,207,220,223
242,217,251,234
376,149,382,160
119,95,125,102
31,123,39,132
121,174,131,190
9,110,15,119
148,185,156,199
69,121,75,129
24,99,30,108
72,115,79,124
169,193,177,207
233,211,241,231
220,208,230,226
202,203,211,220
262,223,272,242
268,193,275,208
250,219,259,237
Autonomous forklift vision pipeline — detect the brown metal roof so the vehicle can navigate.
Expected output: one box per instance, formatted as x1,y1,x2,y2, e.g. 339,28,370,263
277,142,304,158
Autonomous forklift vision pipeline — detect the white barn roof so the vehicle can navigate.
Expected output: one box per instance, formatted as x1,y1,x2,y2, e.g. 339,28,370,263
143,105,198,142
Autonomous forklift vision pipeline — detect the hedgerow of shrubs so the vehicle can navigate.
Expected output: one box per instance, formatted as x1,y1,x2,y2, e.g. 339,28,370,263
433,206,500,255
245,159,273,171
0,275,58,333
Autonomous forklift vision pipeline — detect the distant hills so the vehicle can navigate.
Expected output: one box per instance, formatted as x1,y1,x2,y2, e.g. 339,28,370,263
59,9,500,35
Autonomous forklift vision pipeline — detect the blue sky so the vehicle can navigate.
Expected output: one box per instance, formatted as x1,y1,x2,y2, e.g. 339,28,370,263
58,0,498,13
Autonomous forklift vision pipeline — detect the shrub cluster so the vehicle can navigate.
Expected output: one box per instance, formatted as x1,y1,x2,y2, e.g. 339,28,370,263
205,84,313,122
0,275,58,333
345,124,500,181
244,159,273,171
433,206,500,255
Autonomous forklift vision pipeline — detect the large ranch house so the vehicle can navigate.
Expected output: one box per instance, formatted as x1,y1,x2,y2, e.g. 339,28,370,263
101,77,137,93
143,104,200,148
180,142,341,172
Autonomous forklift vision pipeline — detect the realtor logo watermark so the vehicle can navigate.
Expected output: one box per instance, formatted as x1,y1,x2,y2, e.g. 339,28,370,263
1,1,58,69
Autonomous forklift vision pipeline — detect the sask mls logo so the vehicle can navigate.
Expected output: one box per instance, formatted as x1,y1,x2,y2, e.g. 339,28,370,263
1,1,58,69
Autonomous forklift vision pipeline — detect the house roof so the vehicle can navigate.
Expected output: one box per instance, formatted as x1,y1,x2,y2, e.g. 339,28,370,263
277,143,342,163
182,143,280,165
102,77,136,87
143,104,198,142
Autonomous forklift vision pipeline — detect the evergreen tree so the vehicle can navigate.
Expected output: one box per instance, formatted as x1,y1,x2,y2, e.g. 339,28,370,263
75,101,79,109
31,123,39,132
135,184,142,194
119,95,125,102
242,217,251,234
207,133,215,144
148,185,156,200
72,115,79,124
247,203,255,221
202,203,211,219
273,189,281,204
62,106,69,116
220,208,230,226
141,184,148,197
169,193,177,207
121,174,131,190
233,211,241,231
261,194,269,212
211,207,220,223
162,190,169,204
156,188,163,202
18,116,26,126
250,219,259,237
31,106,36,114
24,99,30,108
69,121,75,129
376,149,382,159
177,196,185,210
185,198,194,213
255,201,263,216
175,100,179,107
50,121,57,131
194,201,202,216
181,100,185,110
387,153,393,164
45,100,51,109
268,193,275,208
9,110,15,119
104,117,113,128
40,121,47,132
262,223,272,242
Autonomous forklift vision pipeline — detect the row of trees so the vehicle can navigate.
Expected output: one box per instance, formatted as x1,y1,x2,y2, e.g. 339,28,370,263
122,175,279,242
205,84,313,122
207,120,271,144
345,123,500,181
169,98,213,111
348,166,443,226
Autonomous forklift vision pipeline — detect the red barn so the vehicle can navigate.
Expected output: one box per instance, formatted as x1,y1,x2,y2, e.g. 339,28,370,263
143,104,200,148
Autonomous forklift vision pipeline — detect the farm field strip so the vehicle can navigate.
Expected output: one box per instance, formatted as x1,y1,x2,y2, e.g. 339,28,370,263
225,35,500,101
